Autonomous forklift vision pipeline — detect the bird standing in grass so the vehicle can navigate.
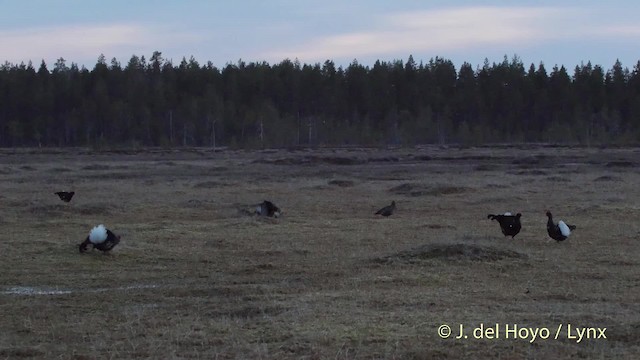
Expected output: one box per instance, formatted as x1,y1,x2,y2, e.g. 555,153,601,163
546,211,576,242
79,224,121,253
487,212,522,238
55,191,75,202
375,201,396,217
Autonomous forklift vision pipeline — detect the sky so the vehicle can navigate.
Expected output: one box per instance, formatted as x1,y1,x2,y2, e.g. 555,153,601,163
1,0,639,72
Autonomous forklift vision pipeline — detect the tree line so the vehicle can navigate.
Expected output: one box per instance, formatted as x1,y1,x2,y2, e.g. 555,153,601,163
1,51,639,148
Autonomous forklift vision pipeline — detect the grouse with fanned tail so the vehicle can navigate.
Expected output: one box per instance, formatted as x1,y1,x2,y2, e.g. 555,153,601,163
256,200,282,218
487,212,522,238
79,224,121,253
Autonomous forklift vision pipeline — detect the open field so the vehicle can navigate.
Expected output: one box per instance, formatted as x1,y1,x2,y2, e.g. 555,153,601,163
1,145,639,359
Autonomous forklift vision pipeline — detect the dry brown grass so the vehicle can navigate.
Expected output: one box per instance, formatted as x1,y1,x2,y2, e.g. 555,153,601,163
1,145,640,359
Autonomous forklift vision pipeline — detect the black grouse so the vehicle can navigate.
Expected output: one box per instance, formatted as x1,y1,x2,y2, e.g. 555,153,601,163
55,191,75,202
79,224,121,253
375,201,396,217
487,212,522,238
546,211,576,242
256,200,282,218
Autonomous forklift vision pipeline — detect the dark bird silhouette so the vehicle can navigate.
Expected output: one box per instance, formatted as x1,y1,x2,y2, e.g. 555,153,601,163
375,201,396,217
79,225,121,253
487,212,522,238
546,211,576,242
256,200,282,218
55,191,74,202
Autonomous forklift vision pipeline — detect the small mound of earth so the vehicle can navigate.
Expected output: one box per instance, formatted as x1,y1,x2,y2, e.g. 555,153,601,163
511,156,541,165
155,161,177,166
389,183,421,194
81,164,111,170
474,164,500,171
193,181,231,188
254,156,365,166
253,157,304,165
419,224,457,230
389,183,470,197
545,176,570,182
373,243,527,264
594,175,623,182
605,161,634,168
312,156,365,165
511,169,548,176
328,179,355,187
367,156,400,163
48,167,72,173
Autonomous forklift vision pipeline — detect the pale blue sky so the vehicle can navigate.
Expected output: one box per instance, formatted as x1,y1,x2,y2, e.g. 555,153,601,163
1,0,639,70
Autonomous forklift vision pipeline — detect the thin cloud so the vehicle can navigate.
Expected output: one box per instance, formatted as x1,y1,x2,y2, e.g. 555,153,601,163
597,25,640,37
0,24,144,64
259,6,630,63
0,23,201,66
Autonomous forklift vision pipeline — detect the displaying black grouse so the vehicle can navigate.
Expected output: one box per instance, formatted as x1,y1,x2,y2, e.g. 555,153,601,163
55,191,75,202
546,211,576,242
487,212,522,238
375,201,396,217
256,200,282,218
79,224,121,253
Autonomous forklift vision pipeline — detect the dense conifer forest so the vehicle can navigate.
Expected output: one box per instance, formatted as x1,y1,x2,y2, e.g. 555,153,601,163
1,52,639,148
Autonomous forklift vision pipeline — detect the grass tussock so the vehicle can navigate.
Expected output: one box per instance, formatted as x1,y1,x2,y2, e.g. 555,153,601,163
511,169,548,176
606,161,635,168
193,180,231,188
81,164,110,170
389,183,471,197
545,176,571,182
374,243,527,264
594,175,623,182
254,155,366,166
327,179,355,187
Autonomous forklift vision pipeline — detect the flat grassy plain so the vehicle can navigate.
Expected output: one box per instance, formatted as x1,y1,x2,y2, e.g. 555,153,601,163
0,145,639,359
